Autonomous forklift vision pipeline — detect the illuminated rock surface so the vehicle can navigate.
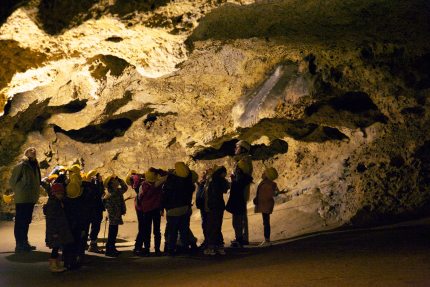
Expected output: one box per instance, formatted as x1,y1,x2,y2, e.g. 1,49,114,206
0,0,430,236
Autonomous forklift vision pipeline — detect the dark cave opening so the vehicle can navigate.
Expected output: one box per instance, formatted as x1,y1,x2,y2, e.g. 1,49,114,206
252,139,289,160
192,140,237,160
329,92,378,113
304,91,388,129
105,37,123,43
192,138,289,161
53,118,132,143
322,126,349,141
60,99,88,113
306,91,379,116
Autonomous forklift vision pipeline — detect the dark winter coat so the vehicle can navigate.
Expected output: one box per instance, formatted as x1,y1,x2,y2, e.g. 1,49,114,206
87,178,105,220
207,167,229,211
226,173,253,215
160,173,195,211
43,196,74,248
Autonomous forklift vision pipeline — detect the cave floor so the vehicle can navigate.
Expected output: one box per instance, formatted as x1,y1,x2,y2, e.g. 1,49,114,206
0,218,429,287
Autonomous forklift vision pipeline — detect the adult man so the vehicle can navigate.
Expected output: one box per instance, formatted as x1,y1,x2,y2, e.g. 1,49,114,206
9,147,44,252
231,140,253,245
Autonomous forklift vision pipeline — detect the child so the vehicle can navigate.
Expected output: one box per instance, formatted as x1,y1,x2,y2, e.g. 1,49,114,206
226,160,253,248
204,165,229,255
103,174,128,257
253,167,278,247
134,168,167,257
43,183,74,273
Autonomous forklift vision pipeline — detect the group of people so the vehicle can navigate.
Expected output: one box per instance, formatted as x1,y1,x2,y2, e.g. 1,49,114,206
7,141,280,273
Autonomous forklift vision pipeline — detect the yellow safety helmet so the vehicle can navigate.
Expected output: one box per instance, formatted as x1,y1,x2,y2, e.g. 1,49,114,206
265,167,278,181
125,170,137,186
145,169,158,183
190,170,198,183
174,162,190,178
66,182,83,198
3,194,14,204
86,170,98,179
103,174,116,188
68,165,81,175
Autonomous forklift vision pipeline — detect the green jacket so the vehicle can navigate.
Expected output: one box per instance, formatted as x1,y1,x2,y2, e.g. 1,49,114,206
9,157,41,204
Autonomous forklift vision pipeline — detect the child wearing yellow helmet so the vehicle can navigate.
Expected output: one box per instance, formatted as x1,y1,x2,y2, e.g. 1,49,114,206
253,167,279,247
103,174,128,257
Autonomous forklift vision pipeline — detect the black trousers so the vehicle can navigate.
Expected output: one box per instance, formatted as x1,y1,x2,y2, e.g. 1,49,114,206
262,213,271,240
106,224,119,250
135,208,161,251
14,203,35,244
207,208,224,247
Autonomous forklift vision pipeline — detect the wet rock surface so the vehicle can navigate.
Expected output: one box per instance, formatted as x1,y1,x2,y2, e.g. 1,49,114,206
1,0,430,232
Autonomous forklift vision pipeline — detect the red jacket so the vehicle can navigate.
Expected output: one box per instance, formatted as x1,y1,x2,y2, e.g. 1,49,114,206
135,181,163,212
255,180,277,214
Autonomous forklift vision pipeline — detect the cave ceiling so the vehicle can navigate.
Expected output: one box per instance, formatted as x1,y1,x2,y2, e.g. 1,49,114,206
1,0,430,227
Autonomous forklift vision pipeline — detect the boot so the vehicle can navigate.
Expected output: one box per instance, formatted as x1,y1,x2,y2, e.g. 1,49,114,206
88,243,103,253
105,244,120,257
78,253,92,264
49,259,66,273
64,252,81,270
15,242,32,252
55,257,67,272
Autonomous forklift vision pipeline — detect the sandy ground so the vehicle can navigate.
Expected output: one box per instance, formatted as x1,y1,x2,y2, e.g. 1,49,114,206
0,204,430,287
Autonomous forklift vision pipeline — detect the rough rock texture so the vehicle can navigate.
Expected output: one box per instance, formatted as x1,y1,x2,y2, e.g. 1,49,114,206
1,0,430,236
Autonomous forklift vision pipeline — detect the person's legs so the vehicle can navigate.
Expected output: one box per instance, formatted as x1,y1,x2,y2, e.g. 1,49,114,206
152,208,162,254
51,247,60,259
88,212,103,253
200,210,209,248
49,247,66,273
242,209,249,244
167,215,180,255
89,211,103,244
215,209,224,247
208,209,224,248
134,210,145,251
262,213,271,240
106,224,120,256
142,211,153,253
14,203,35,251
259,213,271,247
232,213,244,241
178,213,190,252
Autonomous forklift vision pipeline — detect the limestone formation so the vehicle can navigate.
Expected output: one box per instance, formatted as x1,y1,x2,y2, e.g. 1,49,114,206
0,0,429,236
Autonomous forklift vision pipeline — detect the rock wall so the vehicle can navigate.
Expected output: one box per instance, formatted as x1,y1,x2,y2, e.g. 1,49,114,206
1,0,430,233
